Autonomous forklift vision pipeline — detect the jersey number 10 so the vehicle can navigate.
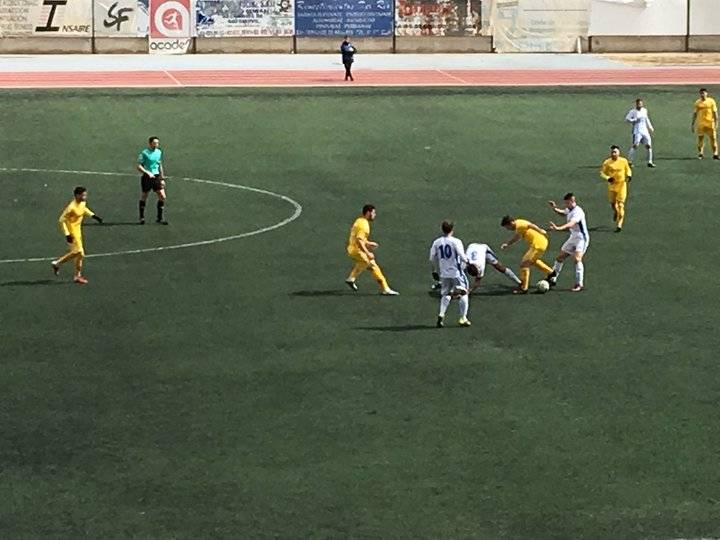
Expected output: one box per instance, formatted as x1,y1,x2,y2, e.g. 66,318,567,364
438,245,453,259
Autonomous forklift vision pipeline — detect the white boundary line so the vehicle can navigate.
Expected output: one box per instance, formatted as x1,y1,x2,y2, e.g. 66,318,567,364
0,167,303,264
436,69,469,84
2,80,720,89
163,70,184,87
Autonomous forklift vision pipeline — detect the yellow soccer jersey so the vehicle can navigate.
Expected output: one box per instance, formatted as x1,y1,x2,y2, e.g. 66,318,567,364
515,219,547,250
347,217,370,253
601,157,632,187
59,200,94,236
694,97,718,127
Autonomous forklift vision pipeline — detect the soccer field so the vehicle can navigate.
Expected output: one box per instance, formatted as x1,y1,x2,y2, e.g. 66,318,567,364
2,86,719,538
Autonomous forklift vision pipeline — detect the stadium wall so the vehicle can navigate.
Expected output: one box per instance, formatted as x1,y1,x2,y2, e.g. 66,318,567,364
587,0,720,52
0,36,494,54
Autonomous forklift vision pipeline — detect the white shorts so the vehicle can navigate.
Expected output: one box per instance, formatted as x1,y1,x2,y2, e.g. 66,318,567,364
632,132,652,146
561,236,589,255
466,244,498,278
440,275,468,296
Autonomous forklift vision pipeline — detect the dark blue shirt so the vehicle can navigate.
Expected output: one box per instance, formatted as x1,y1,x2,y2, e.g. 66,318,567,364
340,41,356,63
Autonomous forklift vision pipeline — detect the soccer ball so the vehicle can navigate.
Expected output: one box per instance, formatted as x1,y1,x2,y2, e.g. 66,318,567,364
536,280,550,293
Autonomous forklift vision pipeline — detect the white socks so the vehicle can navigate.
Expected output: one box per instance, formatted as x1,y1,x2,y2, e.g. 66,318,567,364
575,262,584,287
439,295,451,317
552,260,564,276
504,267,521,284
458,295,469,318
630,145,654,163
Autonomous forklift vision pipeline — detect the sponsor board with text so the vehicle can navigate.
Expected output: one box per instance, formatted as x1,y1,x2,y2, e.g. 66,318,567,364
149,0,193,53
196,0,293,37
94,0,149,37
0,0,92,36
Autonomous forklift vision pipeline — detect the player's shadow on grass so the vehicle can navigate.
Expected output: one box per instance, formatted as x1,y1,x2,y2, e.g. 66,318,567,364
427,284,515,297
1,279,66,287
588,225,614,233
292,289,352,297
86,221,142,227
355,324,437,332
656,156,701,161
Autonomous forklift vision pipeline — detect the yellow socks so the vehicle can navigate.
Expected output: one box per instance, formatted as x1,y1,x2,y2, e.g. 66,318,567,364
56,251,76,266
520,267,530,290
534,259,553,274
347,261,366,281
371,264,389,291
616,202,625,228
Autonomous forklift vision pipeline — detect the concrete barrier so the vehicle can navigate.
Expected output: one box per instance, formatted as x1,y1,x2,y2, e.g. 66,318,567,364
395,36,493,53
196,37,294,53
94,38,147,54
0,37,92,54
589,35,686,53
296,37,393,53
689,35,720,52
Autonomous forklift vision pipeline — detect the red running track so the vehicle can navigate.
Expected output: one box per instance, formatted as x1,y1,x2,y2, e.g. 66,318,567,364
0,68,719,88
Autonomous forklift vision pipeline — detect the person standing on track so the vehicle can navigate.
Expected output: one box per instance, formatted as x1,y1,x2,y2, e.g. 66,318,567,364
137,136,168,225
340,36,356,82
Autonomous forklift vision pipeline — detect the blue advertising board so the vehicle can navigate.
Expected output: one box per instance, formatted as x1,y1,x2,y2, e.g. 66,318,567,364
295,0,393,37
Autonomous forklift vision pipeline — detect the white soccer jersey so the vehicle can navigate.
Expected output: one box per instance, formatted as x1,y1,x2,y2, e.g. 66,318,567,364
625,107,654,135
429,235,467,279
565,205,589,241
465,243,499,278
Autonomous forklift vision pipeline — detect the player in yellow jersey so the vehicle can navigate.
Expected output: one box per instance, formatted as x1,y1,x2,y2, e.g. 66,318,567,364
692,88,718,159
345,204,399,295
500,215,553,294
600,145,632,233
51,186,103,284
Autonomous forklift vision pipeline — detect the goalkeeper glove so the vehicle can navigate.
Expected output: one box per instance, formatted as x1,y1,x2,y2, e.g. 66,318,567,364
66,235,73,243
607,177,615,184
432,272,440,281
92,215,103,224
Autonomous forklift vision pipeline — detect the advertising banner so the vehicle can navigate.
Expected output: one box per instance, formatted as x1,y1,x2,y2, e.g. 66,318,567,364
196,0,293,37
295,0,393,37
489,0,589,52
94,0,148,36
0,0,92,36
149,0,193,53
395,0,480,36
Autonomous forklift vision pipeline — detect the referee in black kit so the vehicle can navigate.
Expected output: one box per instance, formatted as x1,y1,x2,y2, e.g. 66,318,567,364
340,36,356,82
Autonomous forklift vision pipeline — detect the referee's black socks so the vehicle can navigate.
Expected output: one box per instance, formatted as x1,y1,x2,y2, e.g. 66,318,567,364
139,200,146,219
157,200,165,221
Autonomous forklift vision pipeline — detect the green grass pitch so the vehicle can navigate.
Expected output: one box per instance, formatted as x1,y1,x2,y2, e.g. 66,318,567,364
1,87,719,538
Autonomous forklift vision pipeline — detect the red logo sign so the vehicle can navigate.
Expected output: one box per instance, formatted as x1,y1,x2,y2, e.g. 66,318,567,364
150,0,191,38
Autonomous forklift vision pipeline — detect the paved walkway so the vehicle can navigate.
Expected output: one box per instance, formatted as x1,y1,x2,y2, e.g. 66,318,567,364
0,53,625,72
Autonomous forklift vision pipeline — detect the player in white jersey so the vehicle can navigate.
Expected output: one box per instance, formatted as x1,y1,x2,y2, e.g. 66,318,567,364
546,193,589,292
464,242,521,292
625,98,655,167
429,220,471,328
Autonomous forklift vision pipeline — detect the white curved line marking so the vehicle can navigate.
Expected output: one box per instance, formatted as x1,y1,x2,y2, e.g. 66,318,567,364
0,167,302,264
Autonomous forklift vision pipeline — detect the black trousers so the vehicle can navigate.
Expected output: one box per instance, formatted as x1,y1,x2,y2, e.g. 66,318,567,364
343,60,353,80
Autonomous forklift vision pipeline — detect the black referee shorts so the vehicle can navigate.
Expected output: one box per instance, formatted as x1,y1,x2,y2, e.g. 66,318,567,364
140,173,163,193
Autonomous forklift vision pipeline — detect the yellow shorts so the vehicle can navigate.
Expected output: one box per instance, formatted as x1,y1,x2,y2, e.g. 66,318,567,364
67,235,84,256
697,125,717,137
608,183,628,205
522,247,546,264
347,248,371,266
